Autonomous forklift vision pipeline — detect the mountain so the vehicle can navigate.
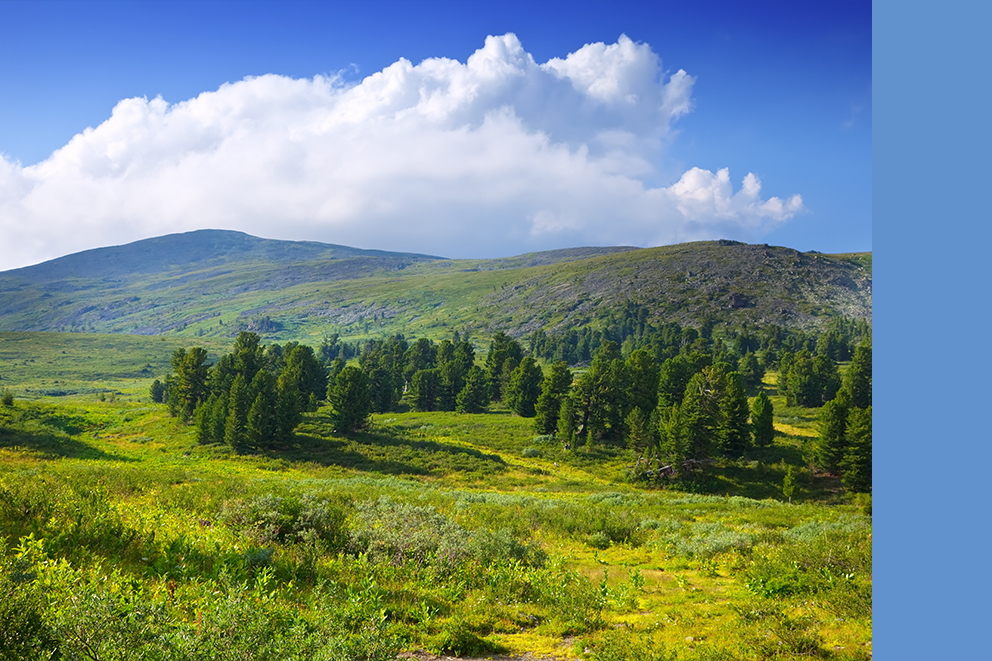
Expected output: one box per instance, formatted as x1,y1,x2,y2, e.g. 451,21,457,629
0,230,871,342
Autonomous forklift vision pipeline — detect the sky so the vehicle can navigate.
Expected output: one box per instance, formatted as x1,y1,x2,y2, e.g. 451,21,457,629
0,0,871,271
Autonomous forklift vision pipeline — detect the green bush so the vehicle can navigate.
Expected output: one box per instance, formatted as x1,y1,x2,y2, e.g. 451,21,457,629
219,493,347,551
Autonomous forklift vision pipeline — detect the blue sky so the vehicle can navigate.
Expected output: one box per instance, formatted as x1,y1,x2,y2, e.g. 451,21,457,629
0,0,870,270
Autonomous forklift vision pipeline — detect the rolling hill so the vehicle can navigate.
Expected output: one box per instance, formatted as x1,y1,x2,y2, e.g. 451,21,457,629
0,230,871,344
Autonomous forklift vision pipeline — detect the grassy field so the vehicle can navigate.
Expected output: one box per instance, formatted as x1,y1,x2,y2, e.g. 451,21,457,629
0,333,871,660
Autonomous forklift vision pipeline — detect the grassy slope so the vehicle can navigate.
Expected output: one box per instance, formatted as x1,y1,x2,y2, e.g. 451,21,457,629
0,233,872,344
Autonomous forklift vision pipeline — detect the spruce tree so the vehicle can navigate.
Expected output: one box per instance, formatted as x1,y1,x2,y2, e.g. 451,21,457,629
680,370,719,459
556,393,579,448
718,371,752,457
224,374,249,453
456,366,489,413
505,356,543,418
625,349,660,416
817,399,849,473
845,343,872,409
751,391,775,447
625,407,652,453
329,366,372,433
410,368,441,412
841,406,872,492
534,361,573,434
658,404,689,476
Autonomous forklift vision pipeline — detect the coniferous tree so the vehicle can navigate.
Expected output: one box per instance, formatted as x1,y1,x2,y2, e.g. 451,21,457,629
751,391,775,448
410,368,441,412
625,349,660,416
505,356,543,417
812,353,842,404
149,379,166,404
534,361,573,435
168,347,210,421
246,393,271,448
485,332,522,401
737,351,764,389
557,392,579,448
841,406,872,492
209,392,228,445
718,371,752,457
329,366,372,433
456,366,489,413
281,345,327,406
195,394,217,444
845,343,872,409
625,406,652,453
276,383,303,442
679,370,720,460
658,404,689,476
224,374,249,453
817,399,849,473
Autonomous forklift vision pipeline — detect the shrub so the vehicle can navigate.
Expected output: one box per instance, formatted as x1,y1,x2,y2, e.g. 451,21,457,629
219,493,347,551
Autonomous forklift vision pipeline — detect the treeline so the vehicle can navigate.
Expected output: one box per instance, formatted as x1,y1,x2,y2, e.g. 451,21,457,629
528,301,870,371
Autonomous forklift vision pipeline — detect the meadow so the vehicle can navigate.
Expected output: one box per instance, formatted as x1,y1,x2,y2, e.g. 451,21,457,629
0,332,871,660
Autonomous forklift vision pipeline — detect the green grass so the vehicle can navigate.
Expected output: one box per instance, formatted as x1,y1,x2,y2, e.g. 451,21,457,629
0,334,869,660
0,404,870,660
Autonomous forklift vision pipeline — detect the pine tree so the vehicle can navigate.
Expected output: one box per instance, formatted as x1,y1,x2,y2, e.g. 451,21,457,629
224,374,249,453
533,361,573,434
410,368,441,412
456,366,489,413
817,399,849,473
195,394,216,444
845,343,872,409
658,404,689,476
680,370,719,459
625,349,660,416
625,407,652,453
505,356,543,417
751,391,775,447
329,366,372,433
718,371,752,457
484,332,522,401
168,347,210,421
841,406,872,492
782,465,796,503
557,393,579,448
246,393,271,448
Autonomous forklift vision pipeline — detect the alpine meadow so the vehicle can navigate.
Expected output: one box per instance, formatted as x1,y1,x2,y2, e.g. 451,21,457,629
0,231,872,661
0,4,873,658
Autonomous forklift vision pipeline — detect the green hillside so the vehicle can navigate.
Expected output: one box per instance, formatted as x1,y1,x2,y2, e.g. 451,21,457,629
0,231,871,345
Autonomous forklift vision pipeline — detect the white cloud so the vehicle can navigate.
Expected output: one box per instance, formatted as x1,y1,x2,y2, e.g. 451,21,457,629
0,33,802,271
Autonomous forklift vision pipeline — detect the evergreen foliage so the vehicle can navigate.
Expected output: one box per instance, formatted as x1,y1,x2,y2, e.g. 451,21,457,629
533,361,573,435
750,391,775,448
455,366,489,414
817,399,849,473
484,332,522,401
841,406,872,492
329,366,372,433
410,368,441,412
718,371,751,457
845,342,872,409
505,356,543,418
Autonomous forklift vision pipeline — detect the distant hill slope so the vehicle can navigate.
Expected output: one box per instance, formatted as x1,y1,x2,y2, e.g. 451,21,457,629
0,231,871,343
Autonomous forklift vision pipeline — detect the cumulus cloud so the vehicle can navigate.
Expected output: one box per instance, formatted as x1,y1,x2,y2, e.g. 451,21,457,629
0,33,802,271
